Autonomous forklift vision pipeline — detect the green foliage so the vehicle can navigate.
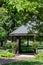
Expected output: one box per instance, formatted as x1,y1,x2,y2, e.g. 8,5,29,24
6,42,12,49
0,0,5,7
6,41,18,49
12,42,18,49
0,27,6,42
6,0,40,13
7,49,12,53
30,42,38,48
3,60,43,65
11,42,18,54
37,42,43,49
0,51,15,58
36,52,43,60
3,52,43,65
30,41,43,49
0,7,14,34
5,0,43,25
5,0,43,34
0,0,43,41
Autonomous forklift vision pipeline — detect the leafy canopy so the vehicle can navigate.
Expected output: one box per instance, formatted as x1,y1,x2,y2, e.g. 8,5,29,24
0,0,43,39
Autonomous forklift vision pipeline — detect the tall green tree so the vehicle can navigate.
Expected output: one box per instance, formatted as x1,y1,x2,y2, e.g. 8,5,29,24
5,0,43,33
0,0,43,40
0,27,6,46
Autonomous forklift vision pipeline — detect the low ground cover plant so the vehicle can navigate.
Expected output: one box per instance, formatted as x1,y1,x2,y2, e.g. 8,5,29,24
36,52,43,60
0,51,15,58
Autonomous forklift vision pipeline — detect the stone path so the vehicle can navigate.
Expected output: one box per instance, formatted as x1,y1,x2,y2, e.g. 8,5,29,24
0,54,35,65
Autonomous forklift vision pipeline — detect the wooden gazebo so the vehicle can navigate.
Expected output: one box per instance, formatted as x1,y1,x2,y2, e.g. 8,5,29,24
9,25,43,54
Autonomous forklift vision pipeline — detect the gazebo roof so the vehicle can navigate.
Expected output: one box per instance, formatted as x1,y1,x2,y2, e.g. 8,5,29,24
9,25,43,36
9,25,30,36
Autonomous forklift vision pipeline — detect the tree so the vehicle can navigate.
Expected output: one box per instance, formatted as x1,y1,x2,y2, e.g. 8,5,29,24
5,0,43,25
0,27,6,46
0,0,43,40
0,7,16,37
28,15,43,33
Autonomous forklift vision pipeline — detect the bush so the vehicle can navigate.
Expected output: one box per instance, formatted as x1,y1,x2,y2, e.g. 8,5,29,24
36,52,43,60
37,42,43,49
6,42,18,49
6,42,12,49
6,42,18,54
7,49,12,53
11,42,18,49
0,51,15,58
11,42,18,54
30,42,38,48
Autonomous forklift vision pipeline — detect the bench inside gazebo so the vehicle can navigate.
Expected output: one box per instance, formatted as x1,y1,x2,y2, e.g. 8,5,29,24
9,25,43,54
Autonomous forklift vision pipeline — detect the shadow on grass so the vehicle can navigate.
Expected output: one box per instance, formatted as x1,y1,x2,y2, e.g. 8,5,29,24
3,60,43,65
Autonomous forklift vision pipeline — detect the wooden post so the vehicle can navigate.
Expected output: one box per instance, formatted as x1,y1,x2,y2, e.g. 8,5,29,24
34,34,36,42
34,35,37,54
12,36,14,42
19,37,21,53
17,37,21,53
11,36,14,53
27,37,29,46
17,38,19,54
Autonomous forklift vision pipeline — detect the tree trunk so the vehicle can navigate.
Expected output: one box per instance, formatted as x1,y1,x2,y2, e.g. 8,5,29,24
1,41,3,47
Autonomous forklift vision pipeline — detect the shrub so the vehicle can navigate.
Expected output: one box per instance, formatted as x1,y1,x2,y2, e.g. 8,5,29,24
6,42,18,49
0,51,15,58
37,42,43,49
6,42,18,54
6,42,12,49
11,42,18,54
11,42,18,49
36,52,43,60
30,42,38,48
7,49,12,53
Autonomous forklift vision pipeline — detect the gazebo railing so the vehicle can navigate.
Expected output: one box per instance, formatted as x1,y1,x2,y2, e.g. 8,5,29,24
20,46,36,53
